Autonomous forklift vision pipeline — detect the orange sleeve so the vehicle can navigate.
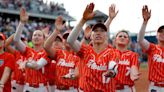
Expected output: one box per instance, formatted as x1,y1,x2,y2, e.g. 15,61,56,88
21,47,32,58
143,43,156,54
5,53,15,71
77,44,89,58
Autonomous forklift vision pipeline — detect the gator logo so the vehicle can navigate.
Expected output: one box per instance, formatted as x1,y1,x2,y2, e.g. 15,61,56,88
0,59,4,67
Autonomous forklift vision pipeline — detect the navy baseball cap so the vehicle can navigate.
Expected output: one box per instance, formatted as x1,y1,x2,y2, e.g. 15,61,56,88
92,23,107,32
157,25,164,32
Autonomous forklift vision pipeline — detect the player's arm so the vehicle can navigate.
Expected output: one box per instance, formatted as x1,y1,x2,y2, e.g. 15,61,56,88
137,5,151,51
44,29,59,58
44,16,64,58
130,53,140,81
80,26,91,45
0,67,12,87
13,7,28,53
104,4,118,39
25,58,48,70
5,34,15,54
130,66,140,81
67,3,96,52
0,55,15,91
74,67,79,78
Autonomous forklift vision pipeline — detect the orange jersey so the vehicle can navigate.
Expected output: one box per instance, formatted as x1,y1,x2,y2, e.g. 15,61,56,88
0,52,15,92
115,50,139,86
45,59,56,85
22,47,50,84
54,49,79,88
145,43,164,82
78,58,85,90
77,44,117,92
12,50,26,84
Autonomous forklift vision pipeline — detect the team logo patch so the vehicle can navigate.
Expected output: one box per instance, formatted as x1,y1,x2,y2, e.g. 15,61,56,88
0,59,4,67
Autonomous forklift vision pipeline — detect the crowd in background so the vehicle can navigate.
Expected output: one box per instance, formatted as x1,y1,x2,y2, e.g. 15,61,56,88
0,0,66,15
0,17,50,40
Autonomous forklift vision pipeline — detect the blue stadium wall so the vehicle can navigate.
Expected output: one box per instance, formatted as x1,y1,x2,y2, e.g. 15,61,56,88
131,36,157,44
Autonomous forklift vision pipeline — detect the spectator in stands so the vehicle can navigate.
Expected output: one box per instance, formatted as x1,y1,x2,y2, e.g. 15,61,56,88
0,0,66,15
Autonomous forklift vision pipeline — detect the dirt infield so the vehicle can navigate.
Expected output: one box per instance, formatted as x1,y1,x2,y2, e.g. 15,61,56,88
135,63,149,92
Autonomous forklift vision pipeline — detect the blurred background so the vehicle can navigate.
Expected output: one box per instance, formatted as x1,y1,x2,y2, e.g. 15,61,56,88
0,0,157,91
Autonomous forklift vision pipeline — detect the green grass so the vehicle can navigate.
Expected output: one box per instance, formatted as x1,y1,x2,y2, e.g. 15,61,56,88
140,62,148,68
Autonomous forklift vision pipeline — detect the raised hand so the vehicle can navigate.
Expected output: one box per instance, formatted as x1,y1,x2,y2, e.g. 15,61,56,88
142,5,151,22
83,3,96,21
109,4,118,20
55,16,65,31
20,7,29,23
130,66,140,81
42,26,50,38
0,87,3,92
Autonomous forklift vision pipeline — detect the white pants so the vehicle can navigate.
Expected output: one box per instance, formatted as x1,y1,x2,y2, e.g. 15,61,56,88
149,82,164,92
55,87,78,92
116,86,136,92
78,88,84,92
48,85,56,92
11,80,24,92
23,83,48,92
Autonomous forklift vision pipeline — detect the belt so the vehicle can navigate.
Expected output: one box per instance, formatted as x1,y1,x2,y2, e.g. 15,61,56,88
12,80,24,85
49,81,55,86
79,87,103,92
56,85,77,90
116,84,133,90
16,81,24,85
25,82,47,88
152,82,164,87
56,85,70,90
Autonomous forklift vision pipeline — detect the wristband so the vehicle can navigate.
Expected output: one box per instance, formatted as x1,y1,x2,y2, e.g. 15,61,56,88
0,82,4,88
